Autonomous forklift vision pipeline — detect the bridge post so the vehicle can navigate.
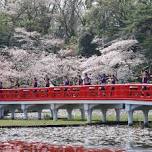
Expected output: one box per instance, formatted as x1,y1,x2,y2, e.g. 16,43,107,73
21,105,28,120
38,110,42,120
0,110,2,119
50,109,53,119
23,109,28,120
84,104,92,123
143,110,149,127
11,109,15,120
128,110,133,126
51,104,58,121
87,109,92,123
52,109,58,121
125,104,134,126
67,109,73,120
115,109,120,123
80,109,85,120
101,109,107,123
0,108,4,119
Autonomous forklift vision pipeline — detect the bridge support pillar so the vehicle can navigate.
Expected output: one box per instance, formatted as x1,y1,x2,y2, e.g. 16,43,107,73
21,105,28,120
52,109,58,121
23,109,28,120
38,110,42,120
0,109,4,119
101,109,107,123
51,104,59,121
115,109,120,122
84,104,92,123
11,109,15,120
50,109,53,119
67,109,73,120
86,109,92,123
143,110,149,127
80,109,85,120
128,110,133,126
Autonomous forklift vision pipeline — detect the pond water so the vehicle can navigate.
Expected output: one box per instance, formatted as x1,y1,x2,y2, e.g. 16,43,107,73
0,125,152,151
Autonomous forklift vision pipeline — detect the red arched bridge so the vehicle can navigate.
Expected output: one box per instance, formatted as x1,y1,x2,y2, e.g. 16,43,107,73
0,84,152,126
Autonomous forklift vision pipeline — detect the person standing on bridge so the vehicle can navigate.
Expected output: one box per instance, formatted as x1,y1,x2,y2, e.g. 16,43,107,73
0,81,3,89
33,77,38,87
141,70,150,96
108,74,118,96
45,75,50,87
99,73,108,84
0,81,3,94
63,76,70,86
77,75,83,85
108,74,118,84
142,70,150,83
99,74,108,96
15,79,20,88
83,73,91,85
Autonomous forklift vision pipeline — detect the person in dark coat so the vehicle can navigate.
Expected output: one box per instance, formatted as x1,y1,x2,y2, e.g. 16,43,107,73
83,73,91,85
99,73,108,84
33,77,38,87
108,74,118,84
15,79,20,88
142,70,150,83
45,75,50,87
0,81,3,89
77,75,83,85
63,76,70,86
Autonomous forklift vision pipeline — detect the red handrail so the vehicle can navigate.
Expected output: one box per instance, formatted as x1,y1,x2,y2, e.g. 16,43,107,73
0,84,152,102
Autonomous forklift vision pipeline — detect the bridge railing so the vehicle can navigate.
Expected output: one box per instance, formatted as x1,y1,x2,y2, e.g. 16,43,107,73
0,84,152,101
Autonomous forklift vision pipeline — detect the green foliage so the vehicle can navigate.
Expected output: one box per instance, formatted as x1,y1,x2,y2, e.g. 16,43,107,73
0,0,152,62
85,0,132,37
84,0,152,60
78,32,101,57
123,1,152,58
0,13,13,46
16,0,51,34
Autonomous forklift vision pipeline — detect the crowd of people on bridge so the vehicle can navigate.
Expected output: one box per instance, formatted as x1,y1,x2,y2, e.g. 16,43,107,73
0,70,151,89
41,73,117,87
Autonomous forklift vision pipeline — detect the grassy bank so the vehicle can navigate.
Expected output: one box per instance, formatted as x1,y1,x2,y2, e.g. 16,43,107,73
0,119,86,127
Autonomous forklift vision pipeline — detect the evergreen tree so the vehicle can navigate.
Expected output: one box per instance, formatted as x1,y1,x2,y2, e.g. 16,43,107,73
78,32,101,57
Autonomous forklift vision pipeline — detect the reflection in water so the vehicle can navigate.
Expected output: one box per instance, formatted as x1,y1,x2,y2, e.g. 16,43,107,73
0,141,126,152
1,126,152,151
